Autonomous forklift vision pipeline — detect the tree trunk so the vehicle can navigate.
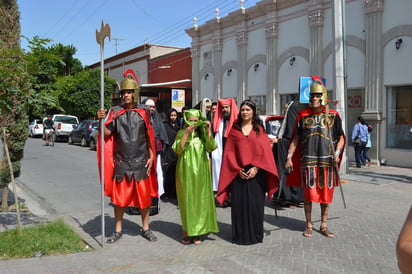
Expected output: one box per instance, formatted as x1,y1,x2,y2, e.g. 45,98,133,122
1,184,8,211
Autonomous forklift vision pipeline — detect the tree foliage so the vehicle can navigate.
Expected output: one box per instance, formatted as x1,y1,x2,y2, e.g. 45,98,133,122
24,36,63,119
49,43,83,76
0,0,30,209
23,37,115,120
56,69,116,120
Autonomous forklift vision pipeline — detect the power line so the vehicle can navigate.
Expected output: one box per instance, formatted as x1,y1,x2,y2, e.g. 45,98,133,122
148,0,240,46
113,0,232,49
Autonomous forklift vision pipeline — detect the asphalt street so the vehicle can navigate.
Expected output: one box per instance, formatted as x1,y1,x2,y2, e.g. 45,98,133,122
0,137,412,273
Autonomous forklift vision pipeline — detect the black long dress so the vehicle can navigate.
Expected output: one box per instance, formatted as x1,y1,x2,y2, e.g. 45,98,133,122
231,164,267,245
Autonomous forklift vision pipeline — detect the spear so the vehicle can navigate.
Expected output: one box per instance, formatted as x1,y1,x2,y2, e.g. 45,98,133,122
96,20,111,246
325,104,347,209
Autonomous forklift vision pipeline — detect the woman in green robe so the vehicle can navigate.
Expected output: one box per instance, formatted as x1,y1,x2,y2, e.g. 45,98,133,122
172,109,219,245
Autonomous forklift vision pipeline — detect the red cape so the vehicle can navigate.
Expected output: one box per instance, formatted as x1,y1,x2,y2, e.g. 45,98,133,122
286,107,346,187
217,124,279,204
97,107,158,198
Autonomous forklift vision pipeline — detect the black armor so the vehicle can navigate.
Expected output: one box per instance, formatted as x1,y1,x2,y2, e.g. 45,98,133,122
109,108,149,182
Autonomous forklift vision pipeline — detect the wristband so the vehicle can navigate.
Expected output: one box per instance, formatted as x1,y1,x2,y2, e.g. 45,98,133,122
335,148,342,157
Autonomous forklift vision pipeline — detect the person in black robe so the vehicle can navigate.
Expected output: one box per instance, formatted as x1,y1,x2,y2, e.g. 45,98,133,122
272,99,304,207
161,108,180,200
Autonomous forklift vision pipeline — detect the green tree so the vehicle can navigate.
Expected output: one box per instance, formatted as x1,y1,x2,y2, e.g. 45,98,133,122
49,43,83,76
56,69,116,120
24,36,63,119
0,0,30,211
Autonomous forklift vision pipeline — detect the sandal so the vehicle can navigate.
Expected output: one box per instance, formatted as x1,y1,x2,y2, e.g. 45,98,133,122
107,231,122,244
319,226,334,238
303,227,313,238
142,229,158,242
181,236,191,245
192,236,202,245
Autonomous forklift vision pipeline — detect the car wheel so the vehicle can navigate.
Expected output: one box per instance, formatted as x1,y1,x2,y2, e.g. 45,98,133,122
68,135,73,145
81,137,87,147
89,138,96,151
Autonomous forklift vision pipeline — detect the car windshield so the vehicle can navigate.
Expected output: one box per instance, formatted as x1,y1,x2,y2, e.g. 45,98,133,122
54,116,78,124
92,121,99,129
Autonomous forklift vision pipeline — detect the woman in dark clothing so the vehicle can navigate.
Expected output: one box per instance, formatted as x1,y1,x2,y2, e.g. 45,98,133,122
217,100,279,245
161,108,180,200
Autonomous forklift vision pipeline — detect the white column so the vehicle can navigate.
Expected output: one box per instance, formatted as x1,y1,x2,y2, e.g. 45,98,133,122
333,0,347,174
308,1,324,76
236,11,248,104
363,0,384,164
213,25,223,101
265,20,278,115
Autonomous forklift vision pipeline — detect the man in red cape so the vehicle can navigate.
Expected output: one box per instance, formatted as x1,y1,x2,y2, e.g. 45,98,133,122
97,77,158,243
285,79,345,239
211,98,239,196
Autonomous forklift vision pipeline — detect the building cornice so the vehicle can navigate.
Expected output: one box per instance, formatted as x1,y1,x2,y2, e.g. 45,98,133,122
184,0,306,40
308,0,324,28
364,0,384,14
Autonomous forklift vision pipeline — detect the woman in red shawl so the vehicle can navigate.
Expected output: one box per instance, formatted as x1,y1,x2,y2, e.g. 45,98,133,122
217,100,279,245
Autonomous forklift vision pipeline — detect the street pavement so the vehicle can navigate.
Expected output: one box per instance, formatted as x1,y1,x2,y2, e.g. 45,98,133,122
1,163,412,273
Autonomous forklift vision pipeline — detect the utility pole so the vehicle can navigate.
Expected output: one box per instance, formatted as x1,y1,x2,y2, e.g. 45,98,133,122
112,38,125,55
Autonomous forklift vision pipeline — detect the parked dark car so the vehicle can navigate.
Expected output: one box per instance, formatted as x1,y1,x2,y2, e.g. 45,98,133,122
89,129,98,151
68,120,98,147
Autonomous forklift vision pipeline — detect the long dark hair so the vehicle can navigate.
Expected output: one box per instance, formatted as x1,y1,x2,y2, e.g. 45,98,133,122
237,99,264,135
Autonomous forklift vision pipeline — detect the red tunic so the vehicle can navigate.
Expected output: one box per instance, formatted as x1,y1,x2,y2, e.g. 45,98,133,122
216,124,279,204
97,107,157,208
286,107,346,203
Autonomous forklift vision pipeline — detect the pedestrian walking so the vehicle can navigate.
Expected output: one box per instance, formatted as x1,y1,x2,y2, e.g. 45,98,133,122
351,116,368,168
362,123,373,166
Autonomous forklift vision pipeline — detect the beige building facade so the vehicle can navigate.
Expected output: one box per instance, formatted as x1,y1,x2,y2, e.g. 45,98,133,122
185,0,412,168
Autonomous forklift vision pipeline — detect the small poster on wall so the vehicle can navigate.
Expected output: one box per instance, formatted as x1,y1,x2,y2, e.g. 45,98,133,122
172,89,185,112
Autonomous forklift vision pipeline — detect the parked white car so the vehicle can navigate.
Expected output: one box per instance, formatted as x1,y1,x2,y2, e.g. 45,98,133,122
43,114,79,141
28,119,44,137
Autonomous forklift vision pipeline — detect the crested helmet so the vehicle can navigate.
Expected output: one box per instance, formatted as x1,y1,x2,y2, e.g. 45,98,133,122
120,77,139,103
309,80,328,106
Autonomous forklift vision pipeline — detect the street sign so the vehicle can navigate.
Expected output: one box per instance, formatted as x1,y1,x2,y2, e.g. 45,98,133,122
299,76,326,103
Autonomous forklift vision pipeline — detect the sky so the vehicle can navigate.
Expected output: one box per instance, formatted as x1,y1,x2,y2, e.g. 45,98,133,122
18,0,260,67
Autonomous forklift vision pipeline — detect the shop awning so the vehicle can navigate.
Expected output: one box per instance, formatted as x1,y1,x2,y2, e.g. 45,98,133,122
141,79,191,88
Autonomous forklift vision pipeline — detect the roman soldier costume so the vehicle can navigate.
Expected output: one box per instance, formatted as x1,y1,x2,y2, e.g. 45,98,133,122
287,82,346,204
98,78,157,209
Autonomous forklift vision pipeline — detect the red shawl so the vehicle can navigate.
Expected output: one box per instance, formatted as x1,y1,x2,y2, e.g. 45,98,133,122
287,107,346,187
216,124,279,204
97,107,158,198
213,98,239,137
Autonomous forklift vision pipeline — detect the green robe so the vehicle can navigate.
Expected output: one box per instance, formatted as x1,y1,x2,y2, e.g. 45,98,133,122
172,130,219,236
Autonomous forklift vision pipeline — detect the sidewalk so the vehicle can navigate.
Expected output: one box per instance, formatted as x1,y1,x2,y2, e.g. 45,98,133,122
1,164,411,273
